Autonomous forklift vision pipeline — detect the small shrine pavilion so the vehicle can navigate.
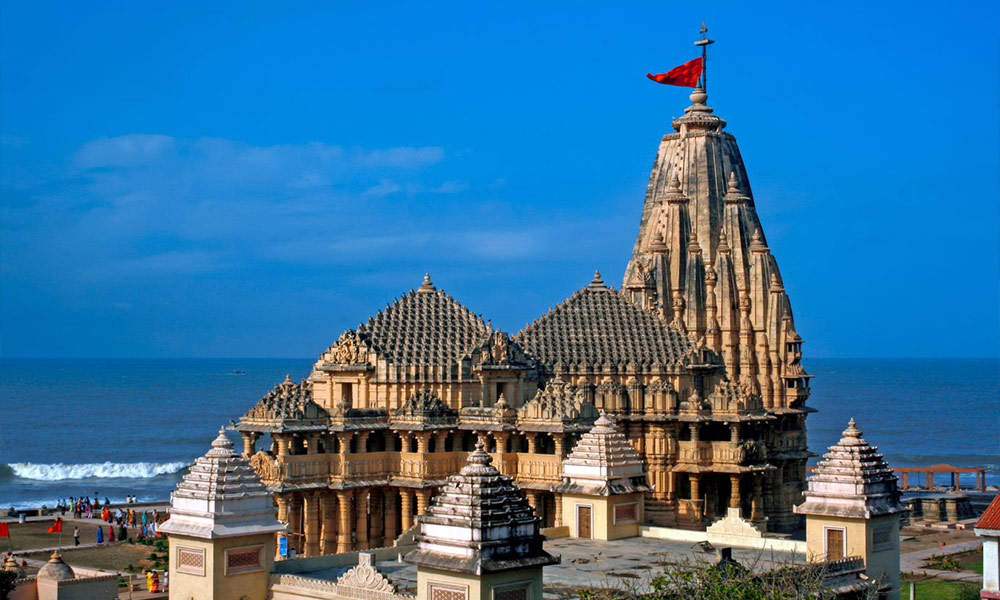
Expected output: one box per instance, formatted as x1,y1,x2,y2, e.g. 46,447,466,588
556,412,651,540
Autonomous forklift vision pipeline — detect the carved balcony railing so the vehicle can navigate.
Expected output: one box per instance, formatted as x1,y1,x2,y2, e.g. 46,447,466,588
514,453,562,484
340,452,391,479
394,452,464,480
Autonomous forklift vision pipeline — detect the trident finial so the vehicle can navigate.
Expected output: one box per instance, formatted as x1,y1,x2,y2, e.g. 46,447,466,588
694,22,715,92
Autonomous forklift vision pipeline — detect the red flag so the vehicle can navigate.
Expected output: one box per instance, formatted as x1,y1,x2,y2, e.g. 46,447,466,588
647,58,703,88
0,522,9,538
47,518,63,534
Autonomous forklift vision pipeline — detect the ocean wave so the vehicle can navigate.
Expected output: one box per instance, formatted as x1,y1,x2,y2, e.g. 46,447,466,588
5,461,190,481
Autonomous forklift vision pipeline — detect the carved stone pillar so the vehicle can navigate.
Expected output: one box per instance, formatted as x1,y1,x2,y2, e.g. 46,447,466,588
369,489,384,548
690,474,703,521
751,473,763,521
338,433,352,477
277,434,288,459
336,490,352,553
416,489,432,516
354,489,369,550
435,431,448,452
554,493,563,527
526,491,539,514
321,492,337,555
357,431,370,453
275,494,288,559
730,474,742,511
416,432,430,453
553,433,565,458
400,489,413,531
241,432,259,458
304,492,320,556
287,494,302,554
526,433,538,454
690,423,700,443
384,488,399,542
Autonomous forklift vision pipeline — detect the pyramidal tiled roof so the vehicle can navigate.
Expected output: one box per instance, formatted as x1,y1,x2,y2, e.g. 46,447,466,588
556,413,650,496
159,429,286,539
352,275,493,366
405,443,559,575
516,272,697,369
794,419,907,520
975,492,1000,533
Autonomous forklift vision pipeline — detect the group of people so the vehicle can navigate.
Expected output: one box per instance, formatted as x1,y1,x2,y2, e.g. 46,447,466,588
58,496,111,519
70,508,163,546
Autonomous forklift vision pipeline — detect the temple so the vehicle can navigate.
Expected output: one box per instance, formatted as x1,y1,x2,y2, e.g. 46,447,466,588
235,84,813,558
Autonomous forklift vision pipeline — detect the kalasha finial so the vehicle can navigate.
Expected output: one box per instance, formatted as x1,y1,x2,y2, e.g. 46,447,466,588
418,273,436,294
669,173,682,191
727,171,740,193
844,418,862,438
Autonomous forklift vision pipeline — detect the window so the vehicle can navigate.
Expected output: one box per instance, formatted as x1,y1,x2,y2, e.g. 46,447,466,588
430,584,467,600
872,525,893,551
177,546,205,576
493,582,530,600
824,527,846,560
614,502,638,524
224,545,263,575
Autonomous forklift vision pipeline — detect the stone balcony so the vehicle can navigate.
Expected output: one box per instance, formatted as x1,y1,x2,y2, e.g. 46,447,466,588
677,441,744,466
514,453,562,484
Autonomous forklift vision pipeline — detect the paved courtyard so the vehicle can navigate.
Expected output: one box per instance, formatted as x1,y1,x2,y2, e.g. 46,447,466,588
358,536,804,596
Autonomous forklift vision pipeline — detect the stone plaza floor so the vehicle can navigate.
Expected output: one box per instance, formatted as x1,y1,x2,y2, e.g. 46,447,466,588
366,536,805,596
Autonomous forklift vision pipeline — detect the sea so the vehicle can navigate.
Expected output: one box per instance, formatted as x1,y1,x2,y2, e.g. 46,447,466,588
0,358,997,510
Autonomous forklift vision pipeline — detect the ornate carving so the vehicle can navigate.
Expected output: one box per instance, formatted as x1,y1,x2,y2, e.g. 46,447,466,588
519,379,598,422
241,378,327,424
336,554,398,593
392,389,457,421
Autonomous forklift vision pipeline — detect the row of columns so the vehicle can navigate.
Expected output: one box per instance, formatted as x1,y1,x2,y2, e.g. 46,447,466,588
274,486,435,558
683,472,763,522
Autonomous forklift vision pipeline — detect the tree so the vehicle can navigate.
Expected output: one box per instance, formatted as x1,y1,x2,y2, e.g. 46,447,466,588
572,558,878,600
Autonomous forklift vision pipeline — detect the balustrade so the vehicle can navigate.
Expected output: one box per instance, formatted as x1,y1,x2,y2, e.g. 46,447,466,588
514,453,562,482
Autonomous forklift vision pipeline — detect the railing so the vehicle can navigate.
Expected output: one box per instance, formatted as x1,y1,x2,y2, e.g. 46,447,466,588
394,452,463,479
677,442,743,465
515,453,562,483
342,452,391,478
280,455,333,482
678,441,712,464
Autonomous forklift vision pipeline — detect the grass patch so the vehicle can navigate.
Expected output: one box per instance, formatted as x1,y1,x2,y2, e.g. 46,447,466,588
902,578,980,600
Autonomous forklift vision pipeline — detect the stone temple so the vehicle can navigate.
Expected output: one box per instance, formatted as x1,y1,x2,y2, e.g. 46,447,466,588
235,86,813,559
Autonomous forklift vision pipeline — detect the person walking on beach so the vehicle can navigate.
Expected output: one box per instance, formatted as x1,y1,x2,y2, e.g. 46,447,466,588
115,507,123,525
73,526,80,546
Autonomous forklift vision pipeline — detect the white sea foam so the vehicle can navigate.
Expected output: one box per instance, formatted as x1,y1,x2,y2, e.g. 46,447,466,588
7,461,189,481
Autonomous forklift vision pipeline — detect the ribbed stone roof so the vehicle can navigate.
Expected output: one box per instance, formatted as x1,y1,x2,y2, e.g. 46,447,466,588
557,413,650,496
516,272,696,369
242,376,326,424
352,275,492,366
159,428,287,539
405,443,559,575
794,419,907,520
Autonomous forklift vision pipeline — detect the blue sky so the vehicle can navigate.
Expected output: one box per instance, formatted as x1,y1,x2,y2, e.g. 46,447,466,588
1,1,998,359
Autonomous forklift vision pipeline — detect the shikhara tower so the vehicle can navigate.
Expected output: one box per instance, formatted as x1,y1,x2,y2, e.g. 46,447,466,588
623,86,811,412
236,74,816,558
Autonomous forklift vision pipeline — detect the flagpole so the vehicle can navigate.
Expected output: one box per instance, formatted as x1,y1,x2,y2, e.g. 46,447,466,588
695,22,715,92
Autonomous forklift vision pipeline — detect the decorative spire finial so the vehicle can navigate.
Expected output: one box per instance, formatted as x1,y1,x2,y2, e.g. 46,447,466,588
589,270,607,289
669,173,682,192
418,273,436,294
694,22,715,93
728,171,740,193
844,418,862,439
